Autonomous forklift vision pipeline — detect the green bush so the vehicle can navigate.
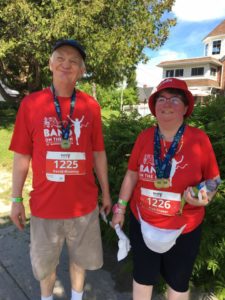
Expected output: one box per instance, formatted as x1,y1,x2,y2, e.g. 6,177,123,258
189,96,225,178
77,82,138,110
192,184,225,299
189,96,225,299
103,111,155,201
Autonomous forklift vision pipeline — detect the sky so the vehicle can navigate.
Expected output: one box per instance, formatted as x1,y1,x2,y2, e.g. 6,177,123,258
136,0,225,87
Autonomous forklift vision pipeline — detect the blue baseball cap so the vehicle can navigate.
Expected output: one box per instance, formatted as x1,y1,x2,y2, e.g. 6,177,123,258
52,39,86,61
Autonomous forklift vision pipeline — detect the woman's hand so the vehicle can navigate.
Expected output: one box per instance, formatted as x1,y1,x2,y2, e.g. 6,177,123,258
183,187,210,207
111,213,125,228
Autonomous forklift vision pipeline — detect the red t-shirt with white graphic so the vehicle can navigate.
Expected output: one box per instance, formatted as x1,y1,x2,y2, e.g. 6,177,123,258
128,126,220,233
9,88,105,218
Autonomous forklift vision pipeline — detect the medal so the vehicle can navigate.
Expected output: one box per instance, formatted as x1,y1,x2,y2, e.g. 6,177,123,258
162,178,170,188
52,85,76,149
61,139,71,149
154,178,170,189
154,124,185,189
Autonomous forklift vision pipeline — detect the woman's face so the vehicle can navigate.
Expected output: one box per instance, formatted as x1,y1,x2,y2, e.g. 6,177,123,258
155,90,188,124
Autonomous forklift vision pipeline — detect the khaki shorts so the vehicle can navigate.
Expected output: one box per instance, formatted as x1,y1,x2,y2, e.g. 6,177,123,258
30,207,103,281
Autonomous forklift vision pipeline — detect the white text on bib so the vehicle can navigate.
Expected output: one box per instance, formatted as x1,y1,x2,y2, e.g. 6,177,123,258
46,151,86,182
140,187,181,216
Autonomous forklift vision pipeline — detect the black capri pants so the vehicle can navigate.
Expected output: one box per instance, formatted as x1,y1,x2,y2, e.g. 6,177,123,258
129,211,202,292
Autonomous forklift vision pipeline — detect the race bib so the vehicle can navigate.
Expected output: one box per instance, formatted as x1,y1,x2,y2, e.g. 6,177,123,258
140,187,181,216
46,151,86,182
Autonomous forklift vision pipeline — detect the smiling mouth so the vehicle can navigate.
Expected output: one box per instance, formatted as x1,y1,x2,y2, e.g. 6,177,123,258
162,109,174,114
60,70,71,74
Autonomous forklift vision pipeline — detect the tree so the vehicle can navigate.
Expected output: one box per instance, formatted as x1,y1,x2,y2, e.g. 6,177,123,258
0,0,176,102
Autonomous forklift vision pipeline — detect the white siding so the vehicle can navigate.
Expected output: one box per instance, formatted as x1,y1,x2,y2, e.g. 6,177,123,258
162,62,219,81
203,36,225,59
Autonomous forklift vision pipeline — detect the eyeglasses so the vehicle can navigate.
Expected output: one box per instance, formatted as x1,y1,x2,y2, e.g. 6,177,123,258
156,96,183,105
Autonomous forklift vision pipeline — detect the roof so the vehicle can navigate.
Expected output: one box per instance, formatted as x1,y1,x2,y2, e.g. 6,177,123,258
158,56,222,67
220,55,225,62
137,87,153,103
185,79,221,88
203,19,225,40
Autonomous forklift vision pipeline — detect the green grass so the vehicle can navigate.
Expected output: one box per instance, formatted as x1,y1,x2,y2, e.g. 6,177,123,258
0,107,31,216
0,125,14,171
0,106,17,169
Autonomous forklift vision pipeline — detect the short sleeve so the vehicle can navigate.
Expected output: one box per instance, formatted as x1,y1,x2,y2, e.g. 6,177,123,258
9,98,33,155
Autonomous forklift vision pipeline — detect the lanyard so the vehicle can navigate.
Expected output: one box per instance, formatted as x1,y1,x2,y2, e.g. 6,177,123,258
154,124,185,179
51,85,76,140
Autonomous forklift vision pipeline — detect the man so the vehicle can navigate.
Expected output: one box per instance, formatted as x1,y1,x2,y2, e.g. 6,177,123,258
9,39,111,300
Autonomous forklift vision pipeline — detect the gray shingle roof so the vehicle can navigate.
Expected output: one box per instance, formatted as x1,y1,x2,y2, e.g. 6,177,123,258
137,87,153,103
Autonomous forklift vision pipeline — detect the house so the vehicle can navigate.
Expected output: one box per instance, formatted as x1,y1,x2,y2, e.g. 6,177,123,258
137,85,153,104
157,19,225,100
122,86,153,116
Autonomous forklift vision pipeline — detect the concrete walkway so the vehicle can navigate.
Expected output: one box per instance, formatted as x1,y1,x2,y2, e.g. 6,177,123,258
0,221,219,300
0,223,163,300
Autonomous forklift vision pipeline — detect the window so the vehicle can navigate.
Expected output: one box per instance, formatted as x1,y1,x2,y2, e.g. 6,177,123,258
210,67,217,76
165,70,174,77
205,44,208,56
175,69,184,77
191,67,204,76
212,40,221,55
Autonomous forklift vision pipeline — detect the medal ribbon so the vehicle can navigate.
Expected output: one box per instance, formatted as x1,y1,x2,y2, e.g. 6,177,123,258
154,123,185,179
51,85,76,140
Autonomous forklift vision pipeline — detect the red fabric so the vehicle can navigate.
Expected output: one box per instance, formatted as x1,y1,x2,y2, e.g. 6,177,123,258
9,88,105,218
128,125,220,233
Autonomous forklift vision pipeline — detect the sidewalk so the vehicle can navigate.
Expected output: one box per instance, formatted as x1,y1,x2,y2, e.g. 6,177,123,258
0,221,218,300
0,222,162,300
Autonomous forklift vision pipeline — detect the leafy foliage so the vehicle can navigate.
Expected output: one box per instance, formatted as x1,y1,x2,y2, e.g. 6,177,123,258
189,96,225,178
104,111,155,199
0,0,176,101
192,185,225,299
78,81,138,109
188,96,225,298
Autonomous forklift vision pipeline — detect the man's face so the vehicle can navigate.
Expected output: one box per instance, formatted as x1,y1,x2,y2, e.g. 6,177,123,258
49,45,85,86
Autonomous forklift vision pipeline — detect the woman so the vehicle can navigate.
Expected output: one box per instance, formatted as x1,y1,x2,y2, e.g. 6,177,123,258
112,78,220,300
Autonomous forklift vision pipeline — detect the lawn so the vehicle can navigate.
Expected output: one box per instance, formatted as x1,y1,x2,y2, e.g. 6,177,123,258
0,107,31,216
0,125,14,170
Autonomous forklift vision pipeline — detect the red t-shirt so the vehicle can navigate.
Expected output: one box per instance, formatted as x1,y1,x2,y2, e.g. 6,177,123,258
9,88,105,218
128,125,220,233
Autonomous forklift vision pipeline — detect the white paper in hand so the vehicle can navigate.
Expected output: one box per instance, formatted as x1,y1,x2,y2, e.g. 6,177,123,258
114,224,131,261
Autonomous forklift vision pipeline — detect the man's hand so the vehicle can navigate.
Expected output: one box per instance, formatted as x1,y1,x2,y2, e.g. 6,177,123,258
100,194,112,216
10,202,26,230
